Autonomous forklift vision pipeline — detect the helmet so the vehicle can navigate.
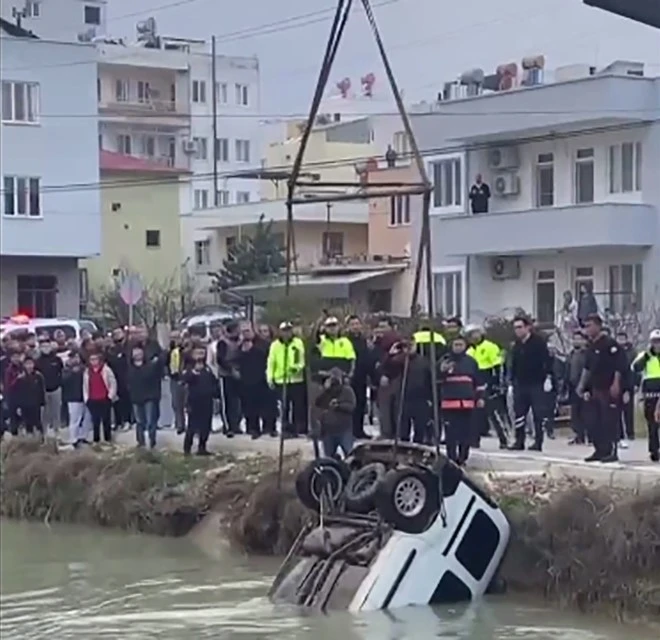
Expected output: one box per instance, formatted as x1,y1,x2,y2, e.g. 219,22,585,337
464,323,483,334
650,329,660,341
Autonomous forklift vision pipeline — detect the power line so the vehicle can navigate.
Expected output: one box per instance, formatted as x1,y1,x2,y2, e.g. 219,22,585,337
3,119,653,196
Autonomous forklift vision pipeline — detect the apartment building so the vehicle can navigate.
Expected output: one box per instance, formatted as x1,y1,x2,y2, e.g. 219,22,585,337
96,17,261,217
410,59,660,324
183,116,404,300
0,17,100,317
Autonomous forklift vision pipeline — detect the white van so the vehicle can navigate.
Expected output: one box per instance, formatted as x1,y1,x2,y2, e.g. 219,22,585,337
0,317,98,342
180,310,244,341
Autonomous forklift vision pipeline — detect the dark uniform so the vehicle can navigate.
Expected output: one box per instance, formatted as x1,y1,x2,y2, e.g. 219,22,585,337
583,333,627,461
439,351,483,465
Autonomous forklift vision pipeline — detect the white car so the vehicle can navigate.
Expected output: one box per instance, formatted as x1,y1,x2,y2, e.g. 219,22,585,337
269,441,510,612
0,316,98,342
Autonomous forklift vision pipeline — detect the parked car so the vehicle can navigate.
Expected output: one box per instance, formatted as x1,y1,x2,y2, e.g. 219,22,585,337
0,316,98,342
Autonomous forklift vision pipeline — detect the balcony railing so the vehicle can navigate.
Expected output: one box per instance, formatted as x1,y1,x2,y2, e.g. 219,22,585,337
100,99,188,115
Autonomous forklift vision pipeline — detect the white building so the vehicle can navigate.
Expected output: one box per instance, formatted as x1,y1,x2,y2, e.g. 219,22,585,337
95,17,261,217
0,16,101,317
410,59,660,325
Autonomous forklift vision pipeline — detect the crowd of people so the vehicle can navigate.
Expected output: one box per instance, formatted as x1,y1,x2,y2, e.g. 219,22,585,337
1,311,659,465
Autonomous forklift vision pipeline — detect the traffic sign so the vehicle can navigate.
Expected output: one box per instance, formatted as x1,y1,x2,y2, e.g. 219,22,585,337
119,273,144,306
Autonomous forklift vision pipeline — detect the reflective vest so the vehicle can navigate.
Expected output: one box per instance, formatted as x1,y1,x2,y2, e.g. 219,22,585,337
266,337,305,385
636,352,660,398
318,335,355,361
467,339,502,371
413,330,446,346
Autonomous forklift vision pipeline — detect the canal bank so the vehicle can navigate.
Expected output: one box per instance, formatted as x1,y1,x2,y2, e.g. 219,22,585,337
1,437,659,621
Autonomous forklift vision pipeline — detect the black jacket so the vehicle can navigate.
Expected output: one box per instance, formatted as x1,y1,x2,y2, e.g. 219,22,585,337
127,360,163,404
236,341,268,387
439,352,483,406
13,372,46,408
183,367,219,408
347,333,373,384
509,333,552,387
35,353,63,392
106,344,129,386
61,367,84,403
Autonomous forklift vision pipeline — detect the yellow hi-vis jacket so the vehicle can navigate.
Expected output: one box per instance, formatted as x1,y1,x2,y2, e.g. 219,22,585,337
413,330,446,346
318,335,356,361
467,339,503,371
267,337,305,385
632,351,660,399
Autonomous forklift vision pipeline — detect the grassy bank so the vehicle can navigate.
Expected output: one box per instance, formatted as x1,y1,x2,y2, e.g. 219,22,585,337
1,438,659,620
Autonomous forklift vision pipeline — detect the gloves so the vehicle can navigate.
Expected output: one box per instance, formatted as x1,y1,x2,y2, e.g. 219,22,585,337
543,376,553,393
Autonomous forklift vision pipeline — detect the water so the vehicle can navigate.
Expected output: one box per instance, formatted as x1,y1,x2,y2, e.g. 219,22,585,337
0,520,656,640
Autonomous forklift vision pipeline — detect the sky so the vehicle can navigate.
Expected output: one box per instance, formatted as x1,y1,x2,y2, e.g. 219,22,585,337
105,0,660,113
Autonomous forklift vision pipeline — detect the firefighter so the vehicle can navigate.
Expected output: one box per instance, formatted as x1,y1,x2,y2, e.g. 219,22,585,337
465,324,509,449
439,334,485,466
632,329,660,463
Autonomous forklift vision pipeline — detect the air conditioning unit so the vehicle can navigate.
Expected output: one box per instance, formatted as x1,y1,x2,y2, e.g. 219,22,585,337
491,257,520,280
493,172,520,196
182,139,197,154
488,146,520,170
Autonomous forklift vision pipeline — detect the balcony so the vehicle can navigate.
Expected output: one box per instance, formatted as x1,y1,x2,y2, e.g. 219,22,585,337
99,150,191,175
98,98,190,127
432,202,657,256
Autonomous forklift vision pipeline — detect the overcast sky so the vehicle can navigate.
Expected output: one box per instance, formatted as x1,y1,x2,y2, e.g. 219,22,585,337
106,0,660,113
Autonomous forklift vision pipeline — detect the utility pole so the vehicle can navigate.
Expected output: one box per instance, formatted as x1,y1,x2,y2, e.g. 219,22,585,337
324,203,332,259
211,35,219,205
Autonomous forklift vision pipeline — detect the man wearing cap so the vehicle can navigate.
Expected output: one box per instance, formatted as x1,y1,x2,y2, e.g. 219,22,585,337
632,329,660,462
267,322,307,438
315,316,356,378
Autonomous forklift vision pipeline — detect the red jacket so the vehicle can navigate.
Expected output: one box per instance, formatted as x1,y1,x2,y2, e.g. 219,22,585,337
3,363,22,395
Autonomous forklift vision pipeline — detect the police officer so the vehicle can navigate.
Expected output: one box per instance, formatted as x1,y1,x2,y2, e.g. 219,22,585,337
465,324,509,449
316,316,356,378
266,322,307,438
412,319,447,363
632,329,660,463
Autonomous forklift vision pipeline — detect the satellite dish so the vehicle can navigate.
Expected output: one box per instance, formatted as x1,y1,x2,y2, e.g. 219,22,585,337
137,17,157,39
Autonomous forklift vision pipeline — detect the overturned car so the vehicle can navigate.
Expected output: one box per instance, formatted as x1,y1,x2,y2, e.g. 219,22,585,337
269,440,510,612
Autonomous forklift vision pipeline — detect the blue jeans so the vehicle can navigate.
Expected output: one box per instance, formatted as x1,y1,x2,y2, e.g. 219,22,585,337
133,401,158,447
321,431,354,458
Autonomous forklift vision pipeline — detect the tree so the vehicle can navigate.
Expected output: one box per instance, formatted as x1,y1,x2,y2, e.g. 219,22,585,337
211,215,286,290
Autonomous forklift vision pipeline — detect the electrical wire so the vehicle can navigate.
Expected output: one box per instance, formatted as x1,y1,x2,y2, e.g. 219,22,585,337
2,118,654,196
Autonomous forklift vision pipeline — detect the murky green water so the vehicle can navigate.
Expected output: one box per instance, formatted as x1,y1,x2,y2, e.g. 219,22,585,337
0,520,656,639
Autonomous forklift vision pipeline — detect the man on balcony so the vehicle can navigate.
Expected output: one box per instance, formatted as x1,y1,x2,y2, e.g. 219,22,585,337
469,174,491,214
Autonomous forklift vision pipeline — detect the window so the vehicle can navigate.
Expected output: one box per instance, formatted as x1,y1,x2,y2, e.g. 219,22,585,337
84,4,101,25
17,275,57,317
608,264,643,314
455,511,501,581
138,134,155,157
236,191,250,204
235,139,251,163
137,81,150,103
193,137,207,160
116,134,131,154
216,190,230,206
389,194,411,226
194,239,210,268
235,83,249,106
433,269,464,318
3,176,41,217
574,147,594,204
145,230,161,248
1,81,39,123
25,1,41,17
192,80,206,104
194,189,209,210
115,79,129,102
216,82,228,104
393,131,410,157
322,231,344,257
572,266,594,301
609,142,642,193
79,268,89,306
535,152,554,207
215,138,229,162
429,155,462,211
535,269,555,324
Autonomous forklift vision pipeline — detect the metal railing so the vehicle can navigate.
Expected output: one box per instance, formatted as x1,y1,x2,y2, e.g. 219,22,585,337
100,99,187,115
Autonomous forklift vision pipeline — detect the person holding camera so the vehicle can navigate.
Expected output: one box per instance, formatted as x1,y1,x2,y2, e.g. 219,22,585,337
314,367,356,458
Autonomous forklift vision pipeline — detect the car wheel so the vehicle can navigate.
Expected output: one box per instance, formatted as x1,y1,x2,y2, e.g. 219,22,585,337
375,467,440,534
344,462,386,513
295,457,350,512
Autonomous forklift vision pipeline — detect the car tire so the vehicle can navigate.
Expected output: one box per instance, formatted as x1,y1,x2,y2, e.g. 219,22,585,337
295,457,351,512
375,467,440,534
344,462,387,513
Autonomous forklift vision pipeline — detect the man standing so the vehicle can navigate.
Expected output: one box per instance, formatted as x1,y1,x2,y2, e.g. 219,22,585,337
615,330,637,447
36,337,63,436
508,315,553,451
565,330,588,445
216,321,242,437
632,329,660,463
578,314,627,463
345,315,372,439
468,174,491,214
371,317,401,438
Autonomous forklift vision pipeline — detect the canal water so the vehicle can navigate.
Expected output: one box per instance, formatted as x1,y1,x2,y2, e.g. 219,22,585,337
0,519,656,640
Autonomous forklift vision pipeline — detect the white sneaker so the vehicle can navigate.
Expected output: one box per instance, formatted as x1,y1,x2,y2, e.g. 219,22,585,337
619,440,629,450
